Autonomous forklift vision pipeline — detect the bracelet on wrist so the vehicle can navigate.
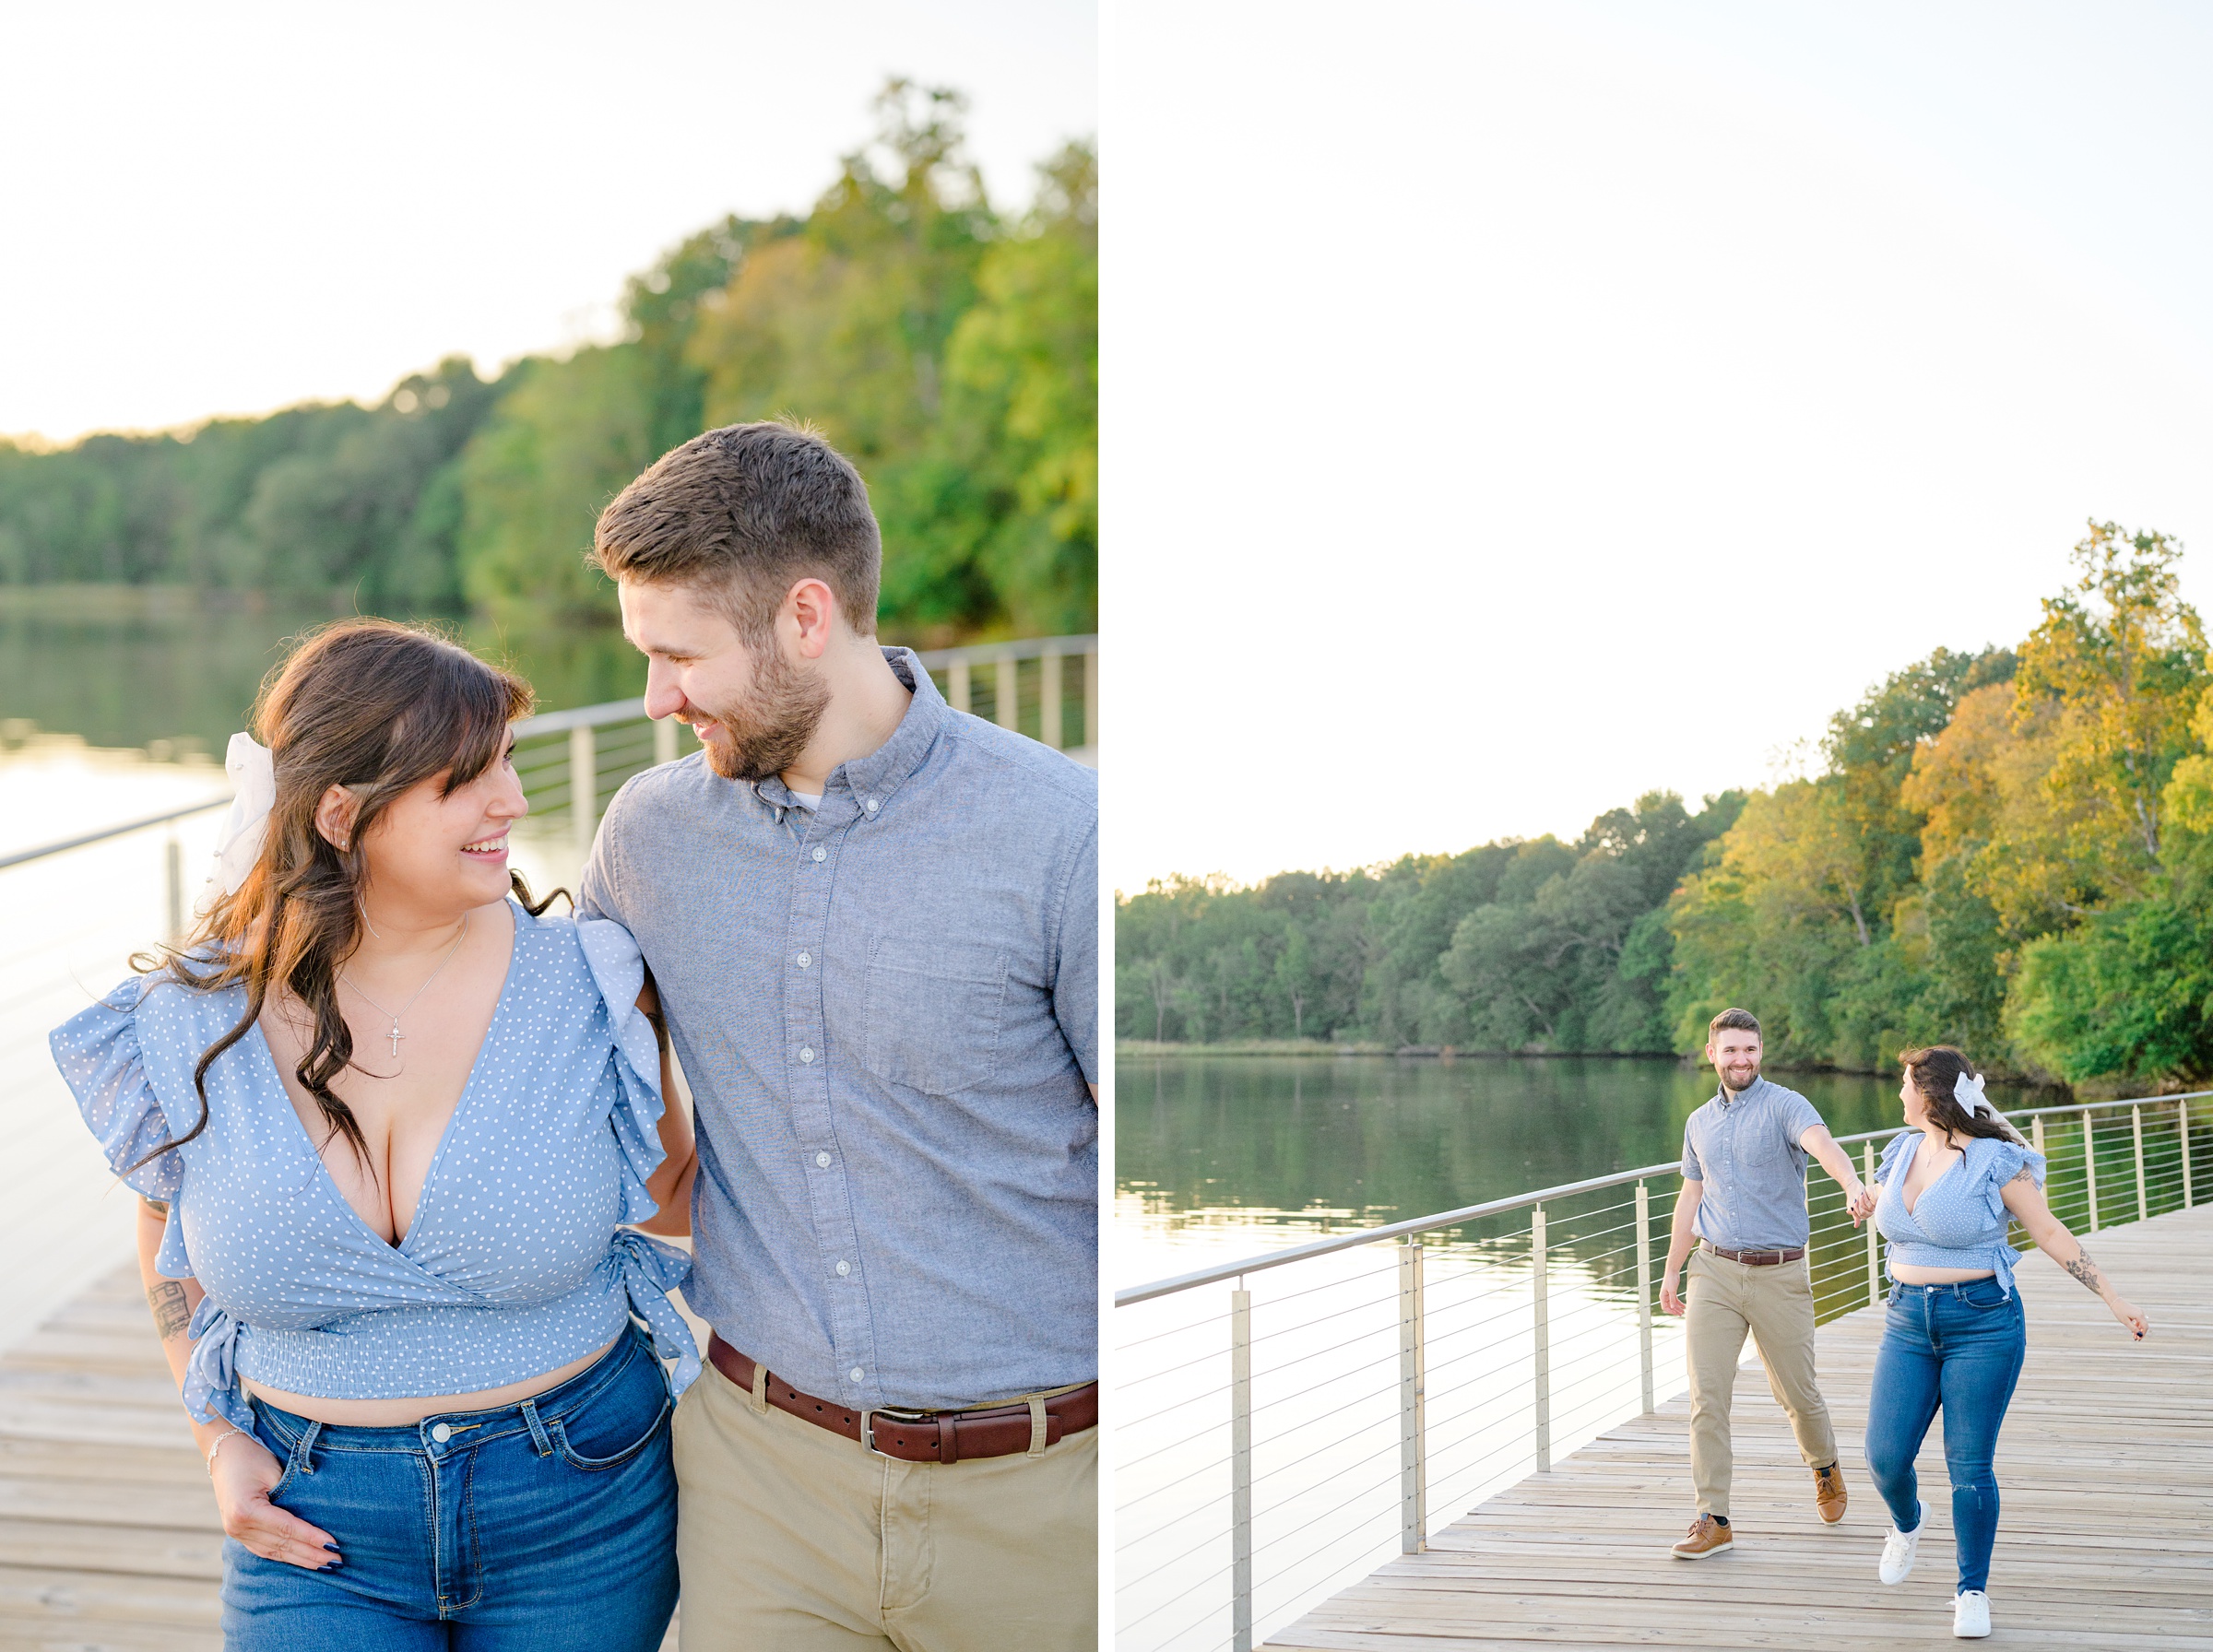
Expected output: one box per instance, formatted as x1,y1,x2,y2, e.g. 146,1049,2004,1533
204,1427,243,1472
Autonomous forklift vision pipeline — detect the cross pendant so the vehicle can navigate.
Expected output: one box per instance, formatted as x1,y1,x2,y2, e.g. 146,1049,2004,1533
387,1023,405,1061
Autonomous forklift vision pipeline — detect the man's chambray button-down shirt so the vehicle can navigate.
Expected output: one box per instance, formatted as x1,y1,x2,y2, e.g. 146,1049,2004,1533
579,650,1098,1412
1679,1076,1826,1252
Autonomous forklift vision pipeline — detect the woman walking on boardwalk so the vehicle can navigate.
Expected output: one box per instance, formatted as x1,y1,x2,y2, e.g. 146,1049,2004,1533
50,620,699,1650
1864,1044,2148,1641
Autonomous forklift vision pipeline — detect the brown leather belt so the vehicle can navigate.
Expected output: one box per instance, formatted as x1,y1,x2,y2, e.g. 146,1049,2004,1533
1702,1242,1805,1267
706,1334,1097,1464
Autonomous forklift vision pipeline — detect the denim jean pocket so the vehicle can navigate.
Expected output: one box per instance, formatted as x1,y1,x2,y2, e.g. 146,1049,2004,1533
549,1351,672,1471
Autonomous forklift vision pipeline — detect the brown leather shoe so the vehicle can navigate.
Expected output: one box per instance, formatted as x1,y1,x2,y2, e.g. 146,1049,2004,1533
1671,1514,1734,1559
1814,1461,1848,1524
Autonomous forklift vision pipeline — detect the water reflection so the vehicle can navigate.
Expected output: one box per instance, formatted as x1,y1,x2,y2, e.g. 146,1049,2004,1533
0,594,645,753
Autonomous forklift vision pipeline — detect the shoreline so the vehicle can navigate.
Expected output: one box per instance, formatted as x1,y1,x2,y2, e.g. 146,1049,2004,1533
1115,1039,2088,1092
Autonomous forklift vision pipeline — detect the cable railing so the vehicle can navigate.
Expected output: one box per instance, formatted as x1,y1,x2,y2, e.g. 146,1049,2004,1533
1113,1090,2210,1652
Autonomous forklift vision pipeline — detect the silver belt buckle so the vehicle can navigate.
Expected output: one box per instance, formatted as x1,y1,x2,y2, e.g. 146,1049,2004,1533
859,1405,934,1457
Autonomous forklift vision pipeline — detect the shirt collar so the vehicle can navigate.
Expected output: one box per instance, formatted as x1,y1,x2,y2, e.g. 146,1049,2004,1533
1717,1075,1765,1110
751,647,943,815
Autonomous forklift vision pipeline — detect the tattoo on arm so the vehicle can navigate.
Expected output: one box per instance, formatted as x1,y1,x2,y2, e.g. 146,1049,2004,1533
2061,1249,2106,1296
2007,1165,2035,1187
147,1279,193,1341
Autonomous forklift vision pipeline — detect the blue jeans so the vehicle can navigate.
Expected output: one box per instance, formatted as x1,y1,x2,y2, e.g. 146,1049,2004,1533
1864,1278,2027,1594
221,1325,679,1650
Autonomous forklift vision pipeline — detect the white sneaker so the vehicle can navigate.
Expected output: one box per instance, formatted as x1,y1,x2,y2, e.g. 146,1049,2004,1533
1953,1589,1991,1638
1878,1501,1924,1585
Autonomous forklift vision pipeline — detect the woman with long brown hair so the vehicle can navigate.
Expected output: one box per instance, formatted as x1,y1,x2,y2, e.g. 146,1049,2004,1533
1864,1044,2148,1641
50,620,699,1650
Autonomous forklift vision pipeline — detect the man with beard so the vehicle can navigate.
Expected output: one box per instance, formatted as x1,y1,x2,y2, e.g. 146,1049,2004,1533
1659,1008,1874,1560
577,422,1098,1650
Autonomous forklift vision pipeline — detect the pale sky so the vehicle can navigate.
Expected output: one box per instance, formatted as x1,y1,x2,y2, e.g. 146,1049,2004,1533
1,1,1095,442
1104,1,2213,892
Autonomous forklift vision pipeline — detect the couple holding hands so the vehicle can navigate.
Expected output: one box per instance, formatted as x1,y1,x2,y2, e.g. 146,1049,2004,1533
1659,1009,2148,1640
51,423,1099,1651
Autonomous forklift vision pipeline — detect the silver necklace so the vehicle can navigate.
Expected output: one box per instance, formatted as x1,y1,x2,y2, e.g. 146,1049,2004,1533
339,913,471,1065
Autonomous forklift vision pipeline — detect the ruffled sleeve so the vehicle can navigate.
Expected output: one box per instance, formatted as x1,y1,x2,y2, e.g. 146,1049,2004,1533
50,978,187,1205
1976,1137,2046,1224
574,915,669,1225
1872,1130,1914,1186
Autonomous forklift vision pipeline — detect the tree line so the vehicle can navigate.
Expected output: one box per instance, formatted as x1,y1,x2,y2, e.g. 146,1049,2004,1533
1118,525,2213,1088
0,82,1095,647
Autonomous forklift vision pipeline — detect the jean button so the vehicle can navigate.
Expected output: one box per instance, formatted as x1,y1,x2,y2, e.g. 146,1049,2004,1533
431,1422,452,1444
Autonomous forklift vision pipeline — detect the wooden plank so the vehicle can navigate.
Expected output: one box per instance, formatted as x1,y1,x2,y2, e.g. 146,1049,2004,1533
1261,1203,2213,1650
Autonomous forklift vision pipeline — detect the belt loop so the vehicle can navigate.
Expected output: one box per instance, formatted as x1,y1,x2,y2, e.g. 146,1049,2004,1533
1027,1397,1047,1458
751,1360,770,1416
520,1397,554,1458
938,1414,961,1466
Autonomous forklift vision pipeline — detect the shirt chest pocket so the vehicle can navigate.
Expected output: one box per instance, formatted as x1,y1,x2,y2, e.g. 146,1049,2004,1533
861,938,1009,1097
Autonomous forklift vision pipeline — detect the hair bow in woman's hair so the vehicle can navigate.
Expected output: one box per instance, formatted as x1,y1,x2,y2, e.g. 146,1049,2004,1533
1955,1068,1996,1119
203,732,276,907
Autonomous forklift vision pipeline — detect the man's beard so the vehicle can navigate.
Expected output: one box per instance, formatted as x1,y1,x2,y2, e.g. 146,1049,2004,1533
693,645,832,783
1721,1061,1761,1094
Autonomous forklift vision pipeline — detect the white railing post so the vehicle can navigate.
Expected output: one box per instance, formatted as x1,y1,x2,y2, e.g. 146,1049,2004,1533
1083,645,1098,749
1635,1181,1653,1415
653,717,677,766
2132,1104,2148,1222
164,828,183,941
2032,1114,2045,1159
569,726,598,864
1040,645,1063,749
1231,1283,1253,1652
2084,1109,2101,1233
2183,1100,2195,1210
1532,1204,1550,1473
1399,1239,1426,1553
1864,1141,1880,1307
948,660,972,715
996,657,1020,732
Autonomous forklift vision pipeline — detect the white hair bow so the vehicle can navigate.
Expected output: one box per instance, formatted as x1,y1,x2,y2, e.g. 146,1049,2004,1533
1955,1069,1996,1119
203,733,276,906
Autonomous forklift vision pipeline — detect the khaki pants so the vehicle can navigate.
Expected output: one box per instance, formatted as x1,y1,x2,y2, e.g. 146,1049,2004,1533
673,1358,1097,1651
1685,1247,1837,1517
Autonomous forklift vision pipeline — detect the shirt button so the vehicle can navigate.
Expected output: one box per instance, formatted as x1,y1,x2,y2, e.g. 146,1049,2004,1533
430,1423,452,1444
797,951,811,968
865,797,879,814
811,846,826,862
799,1046,815,1064
815,1150,832,1168
849,1367,865,1384
836,1260,851,1276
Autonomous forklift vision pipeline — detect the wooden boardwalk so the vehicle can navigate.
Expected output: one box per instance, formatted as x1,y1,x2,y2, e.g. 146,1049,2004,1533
1269,1202,2213,1651
0,1262,681,1649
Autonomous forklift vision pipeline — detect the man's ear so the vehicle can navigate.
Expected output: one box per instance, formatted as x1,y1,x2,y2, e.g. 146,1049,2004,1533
315,785,361,852
786,577,838,660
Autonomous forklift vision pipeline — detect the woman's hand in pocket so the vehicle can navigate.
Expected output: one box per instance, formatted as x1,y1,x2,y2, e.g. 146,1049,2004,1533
212,1432,340,1570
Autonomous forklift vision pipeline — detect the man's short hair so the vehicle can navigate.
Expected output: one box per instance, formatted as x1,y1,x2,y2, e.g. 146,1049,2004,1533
1709,1008,1761,1040
593,421,882,639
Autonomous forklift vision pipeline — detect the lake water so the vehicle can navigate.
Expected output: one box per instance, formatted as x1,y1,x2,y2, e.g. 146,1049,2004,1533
0,593,645,756
1111,1053,2033,1652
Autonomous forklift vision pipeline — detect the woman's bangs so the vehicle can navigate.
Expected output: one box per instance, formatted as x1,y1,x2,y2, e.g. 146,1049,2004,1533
398,654,532,795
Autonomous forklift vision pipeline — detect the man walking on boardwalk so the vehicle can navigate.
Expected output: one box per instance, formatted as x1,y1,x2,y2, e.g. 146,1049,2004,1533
1660,1008,1874,1559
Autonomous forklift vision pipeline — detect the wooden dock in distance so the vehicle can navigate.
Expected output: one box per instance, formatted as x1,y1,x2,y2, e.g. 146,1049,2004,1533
1266,1202,2213,1651
0,1262,685,1649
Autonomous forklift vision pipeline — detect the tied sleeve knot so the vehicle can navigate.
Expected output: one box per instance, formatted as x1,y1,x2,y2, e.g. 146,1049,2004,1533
609,1228,699,1397
181,1297,255,1433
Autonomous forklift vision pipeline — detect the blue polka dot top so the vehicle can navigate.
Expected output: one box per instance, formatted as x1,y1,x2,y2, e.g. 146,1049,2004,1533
49,903,700,1433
